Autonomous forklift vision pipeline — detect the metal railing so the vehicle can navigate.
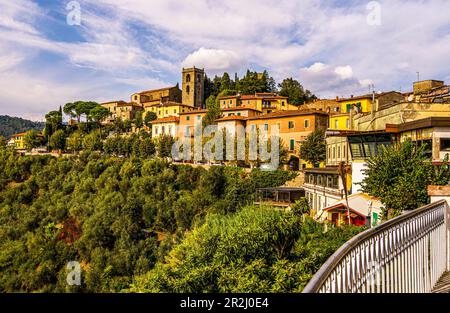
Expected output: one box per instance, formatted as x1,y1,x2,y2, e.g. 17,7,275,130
303,200,450,293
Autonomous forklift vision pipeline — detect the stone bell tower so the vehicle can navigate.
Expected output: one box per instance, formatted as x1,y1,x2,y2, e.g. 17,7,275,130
182,67,205,109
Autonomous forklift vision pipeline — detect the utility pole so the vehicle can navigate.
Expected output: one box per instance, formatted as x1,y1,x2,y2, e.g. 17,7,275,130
339,162,351,226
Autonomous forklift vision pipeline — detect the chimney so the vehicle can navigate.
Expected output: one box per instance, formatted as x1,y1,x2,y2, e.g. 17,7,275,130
350,95,354,98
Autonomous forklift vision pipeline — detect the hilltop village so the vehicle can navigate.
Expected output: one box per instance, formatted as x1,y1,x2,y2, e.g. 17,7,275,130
6,67,450,227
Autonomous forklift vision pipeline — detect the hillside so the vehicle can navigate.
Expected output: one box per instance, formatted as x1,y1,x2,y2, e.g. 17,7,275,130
0,115,45,138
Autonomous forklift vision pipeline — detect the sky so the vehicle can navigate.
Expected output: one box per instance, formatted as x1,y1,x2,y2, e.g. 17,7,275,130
0,0,449,121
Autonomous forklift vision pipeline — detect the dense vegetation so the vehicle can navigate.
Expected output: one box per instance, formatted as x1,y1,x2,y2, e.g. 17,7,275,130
362,140,450,217
0,146,361,293
0,115,45,138
203,70,316,106
299,129,326,166
129,208,361,293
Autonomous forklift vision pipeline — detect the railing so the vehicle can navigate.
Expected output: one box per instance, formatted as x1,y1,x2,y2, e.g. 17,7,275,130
303,200,450,293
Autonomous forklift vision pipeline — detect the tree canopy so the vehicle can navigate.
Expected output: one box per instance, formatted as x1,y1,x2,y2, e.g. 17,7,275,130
361,140,450,217
278,78,317,106
0,150,307,292
299,129,326,166
129,207,362,293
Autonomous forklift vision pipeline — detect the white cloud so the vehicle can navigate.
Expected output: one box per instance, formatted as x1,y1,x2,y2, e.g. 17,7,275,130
305,62,328,73
334,66,353,80
1,0,450,117
182,48,245,73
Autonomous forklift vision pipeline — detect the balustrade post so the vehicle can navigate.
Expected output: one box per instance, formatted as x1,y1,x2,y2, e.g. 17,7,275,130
428,186,450,271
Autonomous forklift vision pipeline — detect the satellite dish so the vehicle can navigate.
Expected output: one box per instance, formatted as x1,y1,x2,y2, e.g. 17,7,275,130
408,95,414,102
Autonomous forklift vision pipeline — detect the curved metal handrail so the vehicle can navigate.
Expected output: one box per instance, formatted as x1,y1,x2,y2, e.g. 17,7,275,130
303,199,447,293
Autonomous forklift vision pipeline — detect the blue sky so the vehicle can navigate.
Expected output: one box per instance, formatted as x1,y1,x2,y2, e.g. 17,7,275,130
1,0,450,120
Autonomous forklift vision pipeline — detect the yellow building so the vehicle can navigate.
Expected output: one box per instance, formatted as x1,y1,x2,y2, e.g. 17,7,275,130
144,102,196,119
101,101,143,123
132,85,182,106
329,92,404,131
218,93,298,114
328,95,373,131
11,132,26,150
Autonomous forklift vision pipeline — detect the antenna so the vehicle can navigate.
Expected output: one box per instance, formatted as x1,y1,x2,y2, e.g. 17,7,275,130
416,72,420,82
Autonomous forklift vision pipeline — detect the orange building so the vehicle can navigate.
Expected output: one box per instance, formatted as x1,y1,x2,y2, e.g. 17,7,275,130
246,110,329,169
177,109,207,137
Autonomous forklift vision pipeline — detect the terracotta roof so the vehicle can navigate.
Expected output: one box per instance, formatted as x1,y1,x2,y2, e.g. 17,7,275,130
240,95,287,100
117,102,142,108
143,101,193,108
221,106,261,112
246,110,328,120
215,116,248,122
150,116,180,124
337,91,401,102
138,85,179,95
101,100,127,105
218,93,288,100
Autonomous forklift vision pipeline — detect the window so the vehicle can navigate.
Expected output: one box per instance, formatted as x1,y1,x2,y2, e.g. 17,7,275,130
277,123,281,130
186,85,190,94
196,115,201,120
251,124,256,131
166,110,168,114
333,147,336,159
186,74,191,82
288,121,295,129
337,146,341,158
168,125,172,134
441,138,450,151
174,109,177,114
186,116,190,121
346,104,352,113
154,126,159,135
230,100,232,104
334,120,339,129
290,139,295,151
282,101,285,106
304,119,310,128
264,124,269,131
237,113,241,116
185,126,190,136
346,119,350,129
162,126,165,134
